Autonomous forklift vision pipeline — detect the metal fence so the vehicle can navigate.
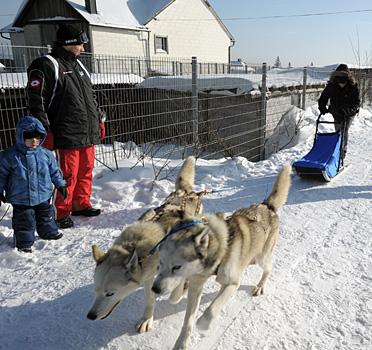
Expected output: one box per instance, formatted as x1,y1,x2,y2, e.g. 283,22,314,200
3,44,362,170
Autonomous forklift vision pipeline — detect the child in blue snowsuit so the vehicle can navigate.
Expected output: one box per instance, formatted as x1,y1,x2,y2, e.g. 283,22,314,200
0,116,67,253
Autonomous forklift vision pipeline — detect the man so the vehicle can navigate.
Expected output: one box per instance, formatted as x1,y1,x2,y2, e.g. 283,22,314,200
27,24,105,229
318,64,360,160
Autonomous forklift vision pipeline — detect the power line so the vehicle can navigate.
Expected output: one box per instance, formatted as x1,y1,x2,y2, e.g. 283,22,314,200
0,14,16,17
156,8,372,21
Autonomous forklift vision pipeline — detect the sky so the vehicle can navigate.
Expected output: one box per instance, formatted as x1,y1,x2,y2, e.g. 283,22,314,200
1,0,372,66
1,104,372,349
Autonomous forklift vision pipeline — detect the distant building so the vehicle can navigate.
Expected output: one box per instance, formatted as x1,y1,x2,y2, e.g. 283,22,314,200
0,0,234,63
230,58,255,74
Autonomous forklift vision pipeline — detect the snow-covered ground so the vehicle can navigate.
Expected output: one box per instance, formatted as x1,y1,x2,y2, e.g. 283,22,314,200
0,107,372,350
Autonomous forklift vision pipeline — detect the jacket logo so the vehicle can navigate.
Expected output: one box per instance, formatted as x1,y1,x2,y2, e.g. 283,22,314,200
79,71,84,76
29,78,42,91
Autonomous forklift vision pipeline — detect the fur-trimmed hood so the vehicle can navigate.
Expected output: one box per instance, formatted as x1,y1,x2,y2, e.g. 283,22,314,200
329,70,356,85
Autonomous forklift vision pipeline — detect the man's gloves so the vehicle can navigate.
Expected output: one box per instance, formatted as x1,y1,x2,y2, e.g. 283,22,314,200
43,131,54,150
99,121,106,141
0,192,6,206
99,110,106,142
57,186,68,199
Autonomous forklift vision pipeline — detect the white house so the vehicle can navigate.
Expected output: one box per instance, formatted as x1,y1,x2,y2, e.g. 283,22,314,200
230,58,255,74
0,0,234,63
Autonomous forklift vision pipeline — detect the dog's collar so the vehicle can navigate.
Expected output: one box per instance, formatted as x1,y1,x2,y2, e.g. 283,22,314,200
149,220,205,256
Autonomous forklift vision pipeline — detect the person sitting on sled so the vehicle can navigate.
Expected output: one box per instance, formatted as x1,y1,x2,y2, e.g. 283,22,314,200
318,64,360,159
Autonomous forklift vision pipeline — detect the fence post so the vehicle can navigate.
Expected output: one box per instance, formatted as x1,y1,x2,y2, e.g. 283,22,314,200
302,66,307,109
260,62,267,160
138,60,141,76
191,56,199,153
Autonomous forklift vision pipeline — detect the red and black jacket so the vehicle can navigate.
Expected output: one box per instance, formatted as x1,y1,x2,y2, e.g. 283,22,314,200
27,45,100,149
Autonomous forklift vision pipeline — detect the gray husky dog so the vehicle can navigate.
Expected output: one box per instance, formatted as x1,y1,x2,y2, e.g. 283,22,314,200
152,165,292,350
87,156,204,333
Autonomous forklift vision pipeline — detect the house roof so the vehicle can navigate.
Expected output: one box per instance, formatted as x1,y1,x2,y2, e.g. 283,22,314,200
11,0,174,30
0,23,24,34
10,0,234,39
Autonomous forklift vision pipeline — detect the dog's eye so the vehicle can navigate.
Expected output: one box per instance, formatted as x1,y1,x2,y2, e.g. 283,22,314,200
172,266,181,273
105,292,115,297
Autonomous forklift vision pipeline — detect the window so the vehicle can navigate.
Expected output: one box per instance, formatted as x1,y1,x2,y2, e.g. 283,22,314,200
155,36,168,53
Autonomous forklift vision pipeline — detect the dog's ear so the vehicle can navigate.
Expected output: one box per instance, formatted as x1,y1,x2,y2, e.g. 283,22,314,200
194,227,209,250
92,244,106,263
125,249,138,271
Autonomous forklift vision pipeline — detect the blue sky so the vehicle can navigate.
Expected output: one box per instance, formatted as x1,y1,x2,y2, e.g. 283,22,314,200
210,0,372,66
1,0,372,66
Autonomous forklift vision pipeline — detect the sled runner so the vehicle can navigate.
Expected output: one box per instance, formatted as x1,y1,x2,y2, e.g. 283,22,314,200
293,114,347,182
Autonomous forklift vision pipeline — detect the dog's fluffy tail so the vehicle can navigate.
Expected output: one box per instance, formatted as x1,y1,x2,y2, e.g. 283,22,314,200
266,164,292,211
175,156,196,193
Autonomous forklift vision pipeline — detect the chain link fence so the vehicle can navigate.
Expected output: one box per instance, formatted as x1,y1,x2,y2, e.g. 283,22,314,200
2,45,366,170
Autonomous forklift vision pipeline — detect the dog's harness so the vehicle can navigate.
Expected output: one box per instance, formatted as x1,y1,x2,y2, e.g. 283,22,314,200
149,219,207,256
150,190,206,222
261,199,275,212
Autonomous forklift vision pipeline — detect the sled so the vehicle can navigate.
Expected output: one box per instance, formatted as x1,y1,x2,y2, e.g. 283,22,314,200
293,115,346,182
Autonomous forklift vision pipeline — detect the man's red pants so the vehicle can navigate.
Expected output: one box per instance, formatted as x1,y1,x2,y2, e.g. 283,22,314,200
53,146,94,220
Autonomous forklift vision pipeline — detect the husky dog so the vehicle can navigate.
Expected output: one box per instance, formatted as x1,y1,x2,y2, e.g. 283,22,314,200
87,156,204,333
152,165,292,350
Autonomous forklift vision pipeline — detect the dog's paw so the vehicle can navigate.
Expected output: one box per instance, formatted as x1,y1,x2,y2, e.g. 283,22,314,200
252,285,265,296
196,312,212,332
136,316,154,333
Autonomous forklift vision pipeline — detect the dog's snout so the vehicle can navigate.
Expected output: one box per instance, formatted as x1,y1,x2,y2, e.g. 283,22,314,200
152,284,161,294
87,311,97,320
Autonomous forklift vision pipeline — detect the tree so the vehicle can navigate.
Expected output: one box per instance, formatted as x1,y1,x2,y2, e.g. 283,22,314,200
288,62,292,69
310,61,314,66
274,56,282,68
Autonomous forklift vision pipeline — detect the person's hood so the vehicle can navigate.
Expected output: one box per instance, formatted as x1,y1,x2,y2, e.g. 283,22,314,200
16,116,46,151
329,70,356,85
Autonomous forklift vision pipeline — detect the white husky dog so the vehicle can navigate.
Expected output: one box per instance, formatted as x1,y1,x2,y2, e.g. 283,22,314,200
87,156,204,333
152,165,292,350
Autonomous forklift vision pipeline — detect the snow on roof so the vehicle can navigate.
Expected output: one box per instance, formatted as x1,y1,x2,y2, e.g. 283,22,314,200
66,0,174,29
12,0,172,30
0,23,24,34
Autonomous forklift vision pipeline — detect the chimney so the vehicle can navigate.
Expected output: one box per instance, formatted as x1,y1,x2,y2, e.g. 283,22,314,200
85,0,97,14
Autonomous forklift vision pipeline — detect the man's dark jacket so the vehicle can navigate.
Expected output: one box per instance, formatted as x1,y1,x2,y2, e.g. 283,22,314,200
27,45,100,149
318,72,360,121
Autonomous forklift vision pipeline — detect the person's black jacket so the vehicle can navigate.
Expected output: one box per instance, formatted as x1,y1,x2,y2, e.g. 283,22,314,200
27,45,100,149
318,71,360,121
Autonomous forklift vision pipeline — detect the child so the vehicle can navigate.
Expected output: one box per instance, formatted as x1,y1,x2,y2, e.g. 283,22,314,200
0,116,67,253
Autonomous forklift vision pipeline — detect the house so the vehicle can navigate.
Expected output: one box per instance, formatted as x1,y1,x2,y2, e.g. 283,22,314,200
1,0,234,63
230,58,255,74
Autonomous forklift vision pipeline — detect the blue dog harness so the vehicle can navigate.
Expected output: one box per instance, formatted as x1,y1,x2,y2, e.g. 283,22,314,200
149,220,204,256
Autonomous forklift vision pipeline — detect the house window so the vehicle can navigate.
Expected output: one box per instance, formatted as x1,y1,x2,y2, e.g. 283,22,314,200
155,36,168,53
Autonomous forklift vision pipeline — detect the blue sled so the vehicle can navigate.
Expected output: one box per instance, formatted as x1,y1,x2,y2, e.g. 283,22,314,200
293,115,345,182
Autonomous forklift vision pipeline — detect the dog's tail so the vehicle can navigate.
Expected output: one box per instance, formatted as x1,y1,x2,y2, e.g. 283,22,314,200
175,156,196,193
266,164,292,211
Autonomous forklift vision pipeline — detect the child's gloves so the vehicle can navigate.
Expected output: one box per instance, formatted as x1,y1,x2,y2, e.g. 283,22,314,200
57,186,68,199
